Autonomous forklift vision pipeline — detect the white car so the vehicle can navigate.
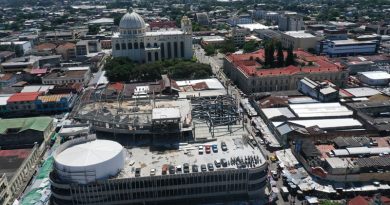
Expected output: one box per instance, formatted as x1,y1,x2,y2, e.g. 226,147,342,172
150,168,156,176
198,145,204,154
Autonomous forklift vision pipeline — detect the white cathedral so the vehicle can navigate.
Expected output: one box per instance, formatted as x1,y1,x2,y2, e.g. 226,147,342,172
112,9,193,63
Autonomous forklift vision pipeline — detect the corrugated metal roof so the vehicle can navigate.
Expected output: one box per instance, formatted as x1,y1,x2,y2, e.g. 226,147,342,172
38,94,71,103
0,117,52,134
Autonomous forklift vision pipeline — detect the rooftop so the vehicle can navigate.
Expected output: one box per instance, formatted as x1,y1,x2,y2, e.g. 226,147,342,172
0,117,52,134
284,31,316,38
44,70,88,79
0,148,32,180
358,71,390,80
37,94,72,103
118,134,266,178
7,92,40,102
152,108,181,120
331,39,377,45
226,49,343,77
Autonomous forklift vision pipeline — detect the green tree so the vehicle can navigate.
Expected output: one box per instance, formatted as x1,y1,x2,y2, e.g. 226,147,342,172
276,41,284,67
319,200,342,205
243,40,258,53
285,45,295,66
104,58,212,82
263,40,275,68
219,40,236,54
204,45,216,56
88,25,100,35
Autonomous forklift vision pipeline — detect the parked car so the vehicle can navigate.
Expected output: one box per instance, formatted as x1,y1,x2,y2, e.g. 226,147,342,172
221,158,228,167
201,164,207,172
162,164,168,175
212,144,218,153
192,164,199,173
183,163,189,173
221,141,228,151
135,168,141,177
205,145,211,154
198,145,204,155
176,165,182,173
207,163,214,171
169,165,175,174
214,159,221,168
150,168,156,176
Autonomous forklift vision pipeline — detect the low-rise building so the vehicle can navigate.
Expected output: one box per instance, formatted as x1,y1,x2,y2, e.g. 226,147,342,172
55,42,76,61
44,31,74,41
0,116,53,146
357,71,390,86
195,12,210,26
223,49,348,94
35,93,76,113
278,12,303,31
6,92,40,114
0,73,20,88
201,36,225,46
0,41,32,56
232,27,247,46
280,31,318,50
228,13,253,26
317,39,379,57
298,77,339,102
76,40,102,56
0,51,15,63
42,69,90,86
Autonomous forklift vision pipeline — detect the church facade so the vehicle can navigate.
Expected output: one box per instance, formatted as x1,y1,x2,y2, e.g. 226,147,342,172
112,9,193,63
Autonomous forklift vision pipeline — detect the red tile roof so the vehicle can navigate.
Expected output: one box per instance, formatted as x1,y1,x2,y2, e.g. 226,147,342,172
108,82,124,92
35,43,57,51
30,68,47,74
149,21,177,29
7,92,39,102
226,49,344,77
0,149,31,158
348,195,369,205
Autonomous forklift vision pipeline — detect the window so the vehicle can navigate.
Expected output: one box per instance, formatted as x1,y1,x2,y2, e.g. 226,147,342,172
121,43,126,50
160,43,165,58
115,43,120,50
167,42,172,58
154,43,158,47
180,41,184,57
155,52,159,61
140,42,144,48
134,42,138,49
174,42,178,58
128,43,132,49
148,52,152,62
147,43,151,48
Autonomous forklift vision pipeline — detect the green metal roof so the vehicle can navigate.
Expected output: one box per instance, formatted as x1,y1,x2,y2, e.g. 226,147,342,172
0,117,53,134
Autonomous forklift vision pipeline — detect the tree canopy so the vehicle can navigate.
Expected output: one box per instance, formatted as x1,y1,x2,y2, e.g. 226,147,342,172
104,57,212,82
243,40,259,53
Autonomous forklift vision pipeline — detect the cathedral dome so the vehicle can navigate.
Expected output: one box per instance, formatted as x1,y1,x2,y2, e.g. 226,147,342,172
119,9,146,30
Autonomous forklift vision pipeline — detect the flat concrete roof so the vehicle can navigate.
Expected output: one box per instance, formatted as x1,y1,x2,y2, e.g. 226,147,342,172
152,108,180,120
118,134,266,178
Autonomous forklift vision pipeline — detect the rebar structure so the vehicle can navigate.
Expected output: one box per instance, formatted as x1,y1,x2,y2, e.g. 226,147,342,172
191,95,241,138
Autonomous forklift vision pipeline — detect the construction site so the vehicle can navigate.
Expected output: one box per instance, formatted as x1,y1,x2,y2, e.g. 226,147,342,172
70,80,245,143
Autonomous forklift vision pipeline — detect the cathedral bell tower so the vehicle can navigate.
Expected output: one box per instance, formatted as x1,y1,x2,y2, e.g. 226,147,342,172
181,16,192,34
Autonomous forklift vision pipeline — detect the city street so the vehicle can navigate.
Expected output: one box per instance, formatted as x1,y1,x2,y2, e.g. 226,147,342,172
194,46,301,205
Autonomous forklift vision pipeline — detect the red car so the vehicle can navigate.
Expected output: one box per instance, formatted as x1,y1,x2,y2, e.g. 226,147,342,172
205,145,211,154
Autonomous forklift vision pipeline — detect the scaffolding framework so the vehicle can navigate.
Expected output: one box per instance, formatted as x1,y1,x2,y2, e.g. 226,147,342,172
191,95,242,138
